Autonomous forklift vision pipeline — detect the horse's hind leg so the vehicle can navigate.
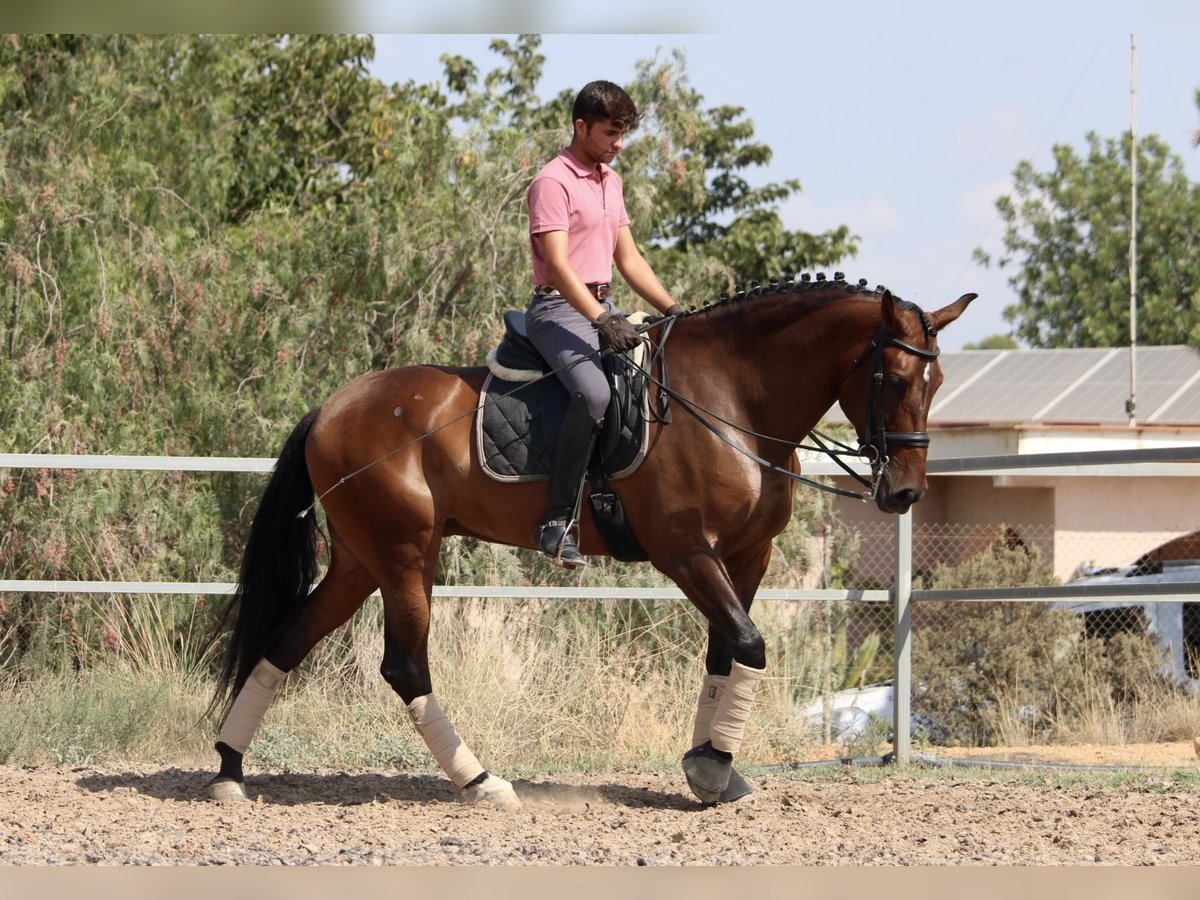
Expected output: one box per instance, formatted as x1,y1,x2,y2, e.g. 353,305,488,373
207,529,377,801
377,533,521,811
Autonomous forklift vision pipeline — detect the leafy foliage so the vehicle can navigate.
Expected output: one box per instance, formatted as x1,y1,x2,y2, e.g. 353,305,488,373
961,334,1018,351
912,529,1167,746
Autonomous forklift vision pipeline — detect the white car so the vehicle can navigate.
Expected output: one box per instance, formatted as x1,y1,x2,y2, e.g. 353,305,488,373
1062,560,1200,692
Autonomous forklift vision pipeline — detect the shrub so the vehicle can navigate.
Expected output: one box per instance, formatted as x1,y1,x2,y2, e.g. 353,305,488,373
911,527,1175,746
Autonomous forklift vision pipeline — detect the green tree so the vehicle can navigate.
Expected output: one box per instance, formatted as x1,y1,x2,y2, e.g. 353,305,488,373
219,34,384,223
962,334,1018,351
976,130,1200,348
1193,86,1200,147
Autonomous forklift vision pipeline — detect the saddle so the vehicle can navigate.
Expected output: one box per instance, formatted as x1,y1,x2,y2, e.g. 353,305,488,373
477,310,651,482
476,310,655,561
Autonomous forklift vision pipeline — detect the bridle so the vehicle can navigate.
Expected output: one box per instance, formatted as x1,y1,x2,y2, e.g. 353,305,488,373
835,308,942,477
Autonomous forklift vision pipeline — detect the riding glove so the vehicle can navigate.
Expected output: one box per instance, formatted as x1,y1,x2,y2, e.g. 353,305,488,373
593,311,641,352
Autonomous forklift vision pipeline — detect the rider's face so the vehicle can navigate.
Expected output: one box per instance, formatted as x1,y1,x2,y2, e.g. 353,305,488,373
574,118,626,167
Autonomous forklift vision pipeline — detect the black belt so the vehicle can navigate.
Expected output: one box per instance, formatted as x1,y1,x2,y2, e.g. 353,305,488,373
533,282,610,300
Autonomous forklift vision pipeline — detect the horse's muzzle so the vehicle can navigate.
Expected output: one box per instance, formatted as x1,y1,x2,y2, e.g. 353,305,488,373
875,482,925,514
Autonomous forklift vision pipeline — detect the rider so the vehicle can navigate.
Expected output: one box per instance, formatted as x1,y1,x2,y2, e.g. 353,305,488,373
527,79,683,568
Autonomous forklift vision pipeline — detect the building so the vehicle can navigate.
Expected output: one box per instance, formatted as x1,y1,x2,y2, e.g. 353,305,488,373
819,345,1200,583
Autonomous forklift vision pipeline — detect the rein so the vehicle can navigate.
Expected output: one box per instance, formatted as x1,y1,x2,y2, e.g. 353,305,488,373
635,308,942,502
629,353,874,500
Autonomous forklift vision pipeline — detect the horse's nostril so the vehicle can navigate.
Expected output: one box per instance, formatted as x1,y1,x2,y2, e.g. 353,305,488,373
880,486,924,513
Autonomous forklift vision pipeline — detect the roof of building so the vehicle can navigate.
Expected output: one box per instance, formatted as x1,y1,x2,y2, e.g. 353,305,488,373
825,345,1200,427
931,345,1200,425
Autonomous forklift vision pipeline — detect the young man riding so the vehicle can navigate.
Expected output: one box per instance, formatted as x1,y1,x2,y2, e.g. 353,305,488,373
526,79,683,569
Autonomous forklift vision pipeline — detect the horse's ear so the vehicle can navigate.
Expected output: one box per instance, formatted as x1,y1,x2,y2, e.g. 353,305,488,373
880,289,898,328
926,293,977,332
879,288,915,333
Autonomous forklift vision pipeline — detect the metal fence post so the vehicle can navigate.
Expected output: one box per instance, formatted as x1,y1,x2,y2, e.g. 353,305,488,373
892,510,913,764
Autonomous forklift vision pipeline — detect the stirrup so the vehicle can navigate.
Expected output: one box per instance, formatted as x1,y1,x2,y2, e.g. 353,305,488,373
535,519,588,569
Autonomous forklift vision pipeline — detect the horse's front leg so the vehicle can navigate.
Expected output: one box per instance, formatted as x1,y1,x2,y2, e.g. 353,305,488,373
666,550,768,803
685,624,756,804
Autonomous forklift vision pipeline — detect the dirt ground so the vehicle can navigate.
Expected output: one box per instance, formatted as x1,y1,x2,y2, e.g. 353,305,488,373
3,743,1200,865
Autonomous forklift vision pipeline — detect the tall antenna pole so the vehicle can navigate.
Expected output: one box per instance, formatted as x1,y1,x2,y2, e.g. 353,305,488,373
1127,34,1138,426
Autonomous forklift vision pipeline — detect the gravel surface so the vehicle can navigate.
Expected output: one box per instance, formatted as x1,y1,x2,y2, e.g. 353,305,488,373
3,761,1200,865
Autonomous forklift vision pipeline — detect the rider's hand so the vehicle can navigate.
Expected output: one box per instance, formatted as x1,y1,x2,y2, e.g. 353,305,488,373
593,311,641,352
664,304,686,317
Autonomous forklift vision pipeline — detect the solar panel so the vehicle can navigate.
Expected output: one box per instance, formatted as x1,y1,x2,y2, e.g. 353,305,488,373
932,349,1112,421
821,345,1200,427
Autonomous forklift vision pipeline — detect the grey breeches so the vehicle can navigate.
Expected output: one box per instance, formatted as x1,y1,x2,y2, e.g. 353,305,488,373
525,294,618,421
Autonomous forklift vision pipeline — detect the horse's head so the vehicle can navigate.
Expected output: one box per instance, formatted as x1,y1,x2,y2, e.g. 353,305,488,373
836,290,975,514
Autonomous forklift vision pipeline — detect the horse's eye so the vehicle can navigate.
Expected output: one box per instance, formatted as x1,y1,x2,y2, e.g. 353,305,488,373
887,375,904,388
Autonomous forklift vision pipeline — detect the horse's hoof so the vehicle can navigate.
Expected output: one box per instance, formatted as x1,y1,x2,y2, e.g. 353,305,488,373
682,741,732,803
718,767,754,803
205,776,248,802
463,774,522,811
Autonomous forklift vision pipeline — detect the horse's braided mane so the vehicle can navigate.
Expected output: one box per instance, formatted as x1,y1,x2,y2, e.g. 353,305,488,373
673,271,892,320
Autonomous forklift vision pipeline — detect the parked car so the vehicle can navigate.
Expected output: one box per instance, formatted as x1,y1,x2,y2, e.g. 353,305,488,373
1061,559,1200,692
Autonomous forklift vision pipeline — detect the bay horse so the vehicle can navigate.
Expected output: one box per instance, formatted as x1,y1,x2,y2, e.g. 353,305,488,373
206,275,974,809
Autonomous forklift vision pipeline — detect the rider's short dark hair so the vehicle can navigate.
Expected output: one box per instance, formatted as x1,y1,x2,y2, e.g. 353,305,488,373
572,80,641,131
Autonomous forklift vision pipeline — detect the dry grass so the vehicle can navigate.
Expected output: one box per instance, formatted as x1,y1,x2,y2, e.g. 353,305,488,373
0,597,833,773
5,595,1200,775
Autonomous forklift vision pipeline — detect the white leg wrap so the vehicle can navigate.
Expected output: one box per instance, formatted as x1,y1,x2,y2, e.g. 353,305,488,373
690,673,729,748
463,773,522,811
218,659,287,754
709,661,765,755
407,694,486,789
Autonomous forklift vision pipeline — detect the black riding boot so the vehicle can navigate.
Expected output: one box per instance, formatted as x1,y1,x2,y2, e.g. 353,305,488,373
535,391,601,569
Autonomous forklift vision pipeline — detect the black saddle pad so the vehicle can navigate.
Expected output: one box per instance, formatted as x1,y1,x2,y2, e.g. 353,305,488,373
476,317,651,482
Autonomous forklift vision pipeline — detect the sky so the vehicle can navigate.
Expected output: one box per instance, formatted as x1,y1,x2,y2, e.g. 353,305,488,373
365,3,1200,350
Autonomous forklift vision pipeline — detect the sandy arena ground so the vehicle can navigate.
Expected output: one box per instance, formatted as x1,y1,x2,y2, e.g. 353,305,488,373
2,742,1199,865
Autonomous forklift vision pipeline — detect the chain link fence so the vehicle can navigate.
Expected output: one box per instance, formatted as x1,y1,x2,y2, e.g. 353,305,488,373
775,516,1200,768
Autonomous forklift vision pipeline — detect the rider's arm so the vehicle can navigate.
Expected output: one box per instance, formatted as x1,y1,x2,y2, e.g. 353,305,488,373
613,226,676,315
533,229,608,322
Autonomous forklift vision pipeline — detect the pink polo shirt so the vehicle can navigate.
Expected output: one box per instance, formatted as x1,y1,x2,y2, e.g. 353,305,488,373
528,148,630,285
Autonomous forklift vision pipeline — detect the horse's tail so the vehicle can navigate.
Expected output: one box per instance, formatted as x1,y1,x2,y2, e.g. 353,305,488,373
207,408,321,719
